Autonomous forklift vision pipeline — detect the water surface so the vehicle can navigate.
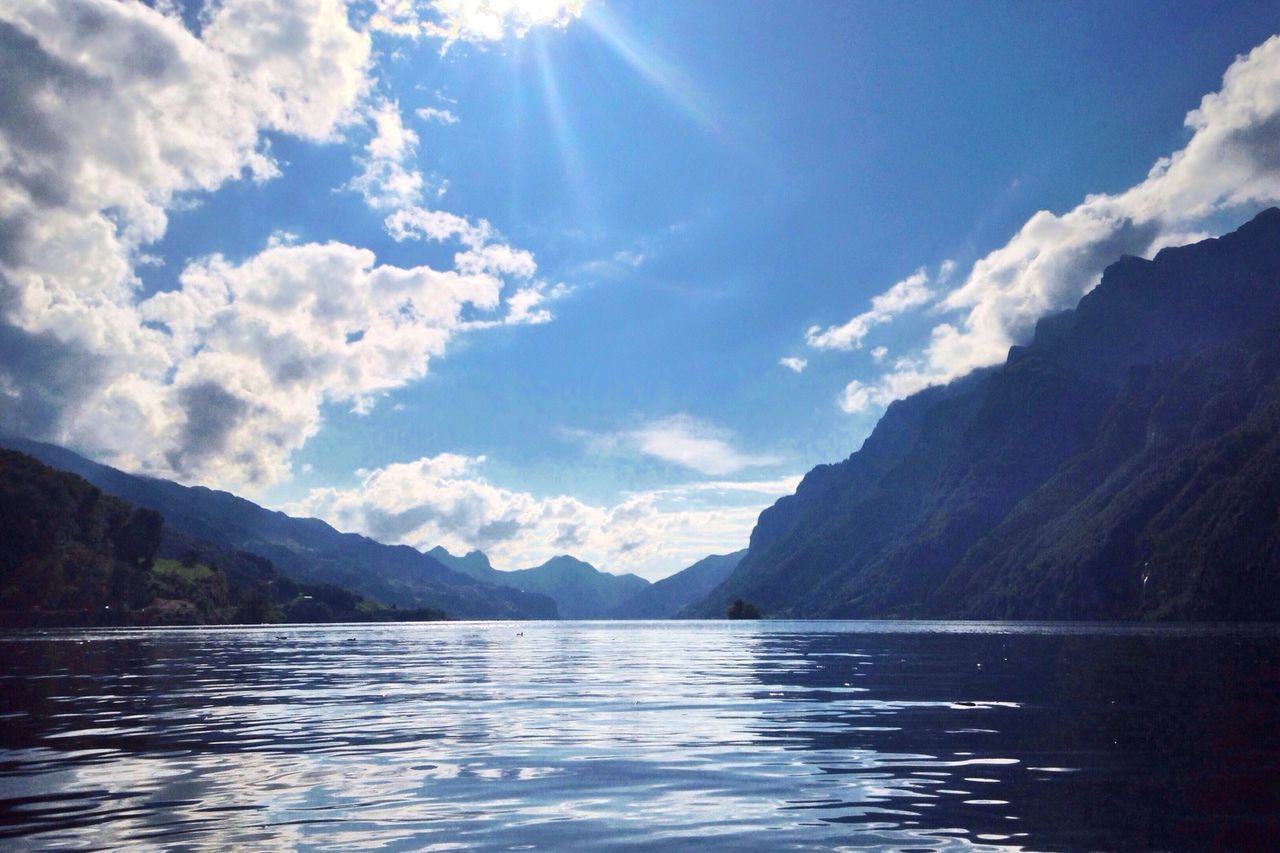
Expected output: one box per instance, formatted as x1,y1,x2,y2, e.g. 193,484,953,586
2,621,1278,850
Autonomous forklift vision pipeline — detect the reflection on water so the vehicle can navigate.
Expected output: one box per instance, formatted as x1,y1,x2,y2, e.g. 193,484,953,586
2,621,1277,850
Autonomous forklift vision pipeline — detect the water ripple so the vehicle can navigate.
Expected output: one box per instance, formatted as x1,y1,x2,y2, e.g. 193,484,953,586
2,620,1278,850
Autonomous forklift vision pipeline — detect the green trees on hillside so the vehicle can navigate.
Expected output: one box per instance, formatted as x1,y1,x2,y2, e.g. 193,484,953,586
0,449,445,626
0,450,161,621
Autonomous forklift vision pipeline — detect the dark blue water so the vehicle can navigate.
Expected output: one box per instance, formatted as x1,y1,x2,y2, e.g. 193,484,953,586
1,621,1277,850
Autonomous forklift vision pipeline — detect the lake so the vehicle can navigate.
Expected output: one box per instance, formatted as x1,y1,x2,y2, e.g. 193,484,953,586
2,621,1277,850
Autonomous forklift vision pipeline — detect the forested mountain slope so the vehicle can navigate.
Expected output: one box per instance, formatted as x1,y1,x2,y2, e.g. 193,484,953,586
0,438,557,620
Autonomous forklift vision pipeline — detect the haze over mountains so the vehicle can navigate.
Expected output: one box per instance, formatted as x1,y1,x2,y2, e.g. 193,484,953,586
613,551,745,619
427,549,649,619
696,209,1280,620
0,435,724,621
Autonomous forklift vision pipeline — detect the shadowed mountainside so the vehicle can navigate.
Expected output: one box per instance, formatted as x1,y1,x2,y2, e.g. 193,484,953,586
0,438,557,620
695,208,1280,620
0,449,445,626
613,550,746,618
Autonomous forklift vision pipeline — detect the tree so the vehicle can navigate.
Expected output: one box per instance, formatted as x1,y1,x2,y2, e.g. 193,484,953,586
234,583,281,624
727,598,761,619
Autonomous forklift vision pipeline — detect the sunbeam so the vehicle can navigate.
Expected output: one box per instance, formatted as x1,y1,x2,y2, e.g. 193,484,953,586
582,5,721,135
532,32,594,212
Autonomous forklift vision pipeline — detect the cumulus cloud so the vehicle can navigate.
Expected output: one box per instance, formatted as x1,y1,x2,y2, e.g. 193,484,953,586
130,240,516,484
779,356,808,373
0,0,370,456
350,100,426,210
287,454,800,579
0,0,366,298
835,35,1280,414
0,0,568,490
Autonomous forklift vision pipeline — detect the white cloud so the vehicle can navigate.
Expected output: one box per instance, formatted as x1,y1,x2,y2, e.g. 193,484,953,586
346,100,566,310
613,250,646,267
806,263,947,351
0,0,568,491
869,346,888,363
385,206,486,243
572,414,781,476
631,416,781,476
837,34,1280,414
204,0,371,139
286,454,799,579
0,0,372,459
779,356,807,373
350,100,426,210
838,354,940,414
371,0,586,49
415,106,459,125
129,240,516,483
0,0,368,300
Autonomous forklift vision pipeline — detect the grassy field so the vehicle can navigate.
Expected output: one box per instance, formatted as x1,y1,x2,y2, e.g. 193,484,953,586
152,558,215,581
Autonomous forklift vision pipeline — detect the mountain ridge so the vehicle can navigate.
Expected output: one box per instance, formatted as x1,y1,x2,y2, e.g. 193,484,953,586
0,436,557,620
695,208,1280,620
429,548,649,619
614,550,746,619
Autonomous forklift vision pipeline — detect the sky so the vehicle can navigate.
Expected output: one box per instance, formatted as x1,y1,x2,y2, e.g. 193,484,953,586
2,0,1280,579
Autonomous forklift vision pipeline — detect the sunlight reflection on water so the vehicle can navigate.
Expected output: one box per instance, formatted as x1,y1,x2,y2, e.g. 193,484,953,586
2,620,1278,850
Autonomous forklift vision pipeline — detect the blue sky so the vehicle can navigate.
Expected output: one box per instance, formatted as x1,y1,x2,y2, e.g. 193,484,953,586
2,0,1280,577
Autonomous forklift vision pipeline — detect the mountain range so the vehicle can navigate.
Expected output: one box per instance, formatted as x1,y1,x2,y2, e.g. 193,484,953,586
0,434,731,621
0,436,557,620
0,448,450,626
695,208,1280,620
6,211,1280,623
427,549,650,619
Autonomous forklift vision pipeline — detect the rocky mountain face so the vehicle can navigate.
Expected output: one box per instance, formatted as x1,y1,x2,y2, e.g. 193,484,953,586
696,209,1280,620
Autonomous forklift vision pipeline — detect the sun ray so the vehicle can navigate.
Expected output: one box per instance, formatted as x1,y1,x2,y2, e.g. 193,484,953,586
582,5,721,135
532,32,593,213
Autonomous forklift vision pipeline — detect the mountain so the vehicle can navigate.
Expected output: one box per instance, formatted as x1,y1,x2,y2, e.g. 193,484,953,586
508,555,649,619
429,548,649,619
612,550,746,618
695,208,1280,620
427,547,497,582
1,448,161,625
0,449,443,626
0,437,557,620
